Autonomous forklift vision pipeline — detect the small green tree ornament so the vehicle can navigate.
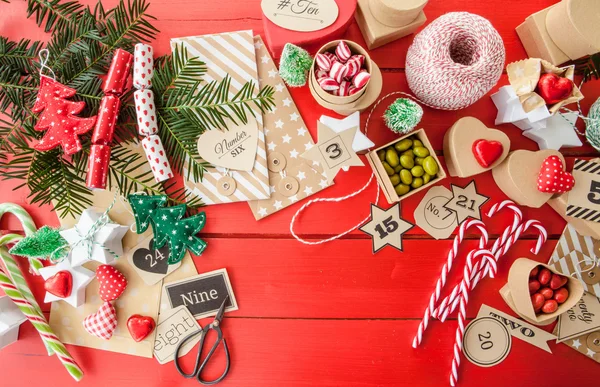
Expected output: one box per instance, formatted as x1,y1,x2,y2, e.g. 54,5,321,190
279,43,313,87
384,98,424,134
128,194,207,264
9,226,69,262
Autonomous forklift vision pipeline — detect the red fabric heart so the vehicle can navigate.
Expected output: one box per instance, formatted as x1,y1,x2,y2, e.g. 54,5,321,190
537,73,574,105
83,301,117,340
96,265,127,302
127,314,156,342
472,139,503,168
537,155,575,193
44,271,72,298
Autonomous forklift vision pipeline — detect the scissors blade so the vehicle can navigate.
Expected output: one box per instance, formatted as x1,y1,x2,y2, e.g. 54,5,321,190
214,295,229,322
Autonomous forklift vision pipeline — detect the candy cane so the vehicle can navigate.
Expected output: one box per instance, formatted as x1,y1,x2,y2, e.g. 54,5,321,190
0,270,83,381
412,219,488,348
449,249,497,387
438,219,547,322
0,203,43,274
434,201,523,320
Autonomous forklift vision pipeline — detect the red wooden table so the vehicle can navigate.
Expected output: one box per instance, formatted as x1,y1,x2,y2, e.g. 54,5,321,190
1,0,599,386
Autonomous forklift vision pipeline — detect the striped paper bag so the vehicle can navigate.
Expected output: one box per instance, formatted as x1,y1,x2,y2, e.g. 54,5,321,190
548,224,600,298
171,31,270,204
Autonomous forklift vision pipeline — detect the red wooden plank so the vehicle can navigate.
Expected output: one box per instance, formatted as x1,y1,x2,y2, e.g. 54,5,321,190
1,315,595,387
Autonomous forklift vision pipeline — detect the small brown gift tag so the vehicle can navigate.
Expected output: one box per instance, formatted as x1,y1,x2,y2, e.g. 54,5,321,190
556,292,600,343
500,258,584,326
566,159,600,223
506,58,583,114
261,0,339,32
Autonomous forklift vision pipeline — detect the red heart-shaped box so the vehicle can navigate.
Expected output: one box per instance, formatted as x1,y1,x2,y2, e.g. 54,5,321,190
261,0,357,59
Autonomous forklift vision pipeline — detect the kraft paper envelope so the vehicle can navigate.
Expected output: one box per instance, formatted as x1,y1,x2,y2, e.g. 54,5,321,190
171,31,270,205
248,36,332,219
50,142,198,358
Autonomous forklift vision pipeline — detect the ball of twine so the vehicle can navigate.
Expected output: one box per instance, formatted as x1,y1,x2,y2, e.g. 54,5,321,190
585,97,600,151
406,12,505,110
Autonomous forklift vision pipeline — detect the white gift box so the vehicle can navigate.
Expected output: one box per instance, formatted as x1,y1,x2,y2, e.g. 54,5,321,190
60,208,129,267
0,296,27,350
491,86,551,131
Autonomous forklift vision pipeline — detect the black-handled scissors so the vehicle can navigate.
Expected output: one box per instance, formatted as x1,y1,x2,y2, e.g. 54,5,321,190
174,295,231,385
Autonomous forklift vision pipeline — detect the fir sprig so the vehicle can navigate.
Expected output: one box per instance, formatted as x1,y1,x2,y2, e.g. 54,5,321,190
574,53,600,83
0,0,275,217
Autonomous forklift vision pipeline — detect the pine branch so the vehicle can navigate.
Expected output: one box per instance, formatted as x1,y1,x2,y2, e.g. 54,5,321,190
0,37,43,74
153,44,207,96
26,0,87,32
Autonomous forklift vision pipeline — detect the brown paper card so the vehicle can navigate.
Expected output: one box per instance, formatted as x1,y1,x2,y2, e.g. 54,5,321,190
548,224,600,299
49,151,199,357
368,0,427,28
248,36,332,219
153,306,202,364
261,0,339,32
556,292,600,343
492,149,563,208
359,203,414,253
171,31,270,205
567,159,600,222
477,304,556,353
355,0,426,50
500,258,584,326
443,117,510,178
196,117,259,172
463,317,512,367
554,325,600,363
506,59,583,114
413,186,457,240
548,193,600,240
516,5,570,66
546,0,600,60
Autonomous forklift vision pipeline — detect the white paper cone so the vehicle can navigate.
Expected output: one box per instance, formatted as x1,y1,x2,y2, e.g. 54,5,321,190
133,43,154,89
134,89,158,136
142,134,173,183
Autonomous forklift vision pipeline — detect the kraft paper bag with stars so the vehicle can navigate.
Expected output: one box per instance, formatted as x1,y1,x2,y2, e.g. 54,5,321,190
248,36,332,220
171,31,271,205
49,142,198,357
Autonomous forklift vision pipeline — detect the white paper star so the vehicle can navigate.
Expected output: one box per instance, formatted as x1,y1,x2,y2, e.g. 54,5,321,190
304,142,313,151
261,54,269,64
273,201,283,210
60,209,129,267
258,207,268,217
303,186,313,195
268,69,278,78
319,112,374,152
319,179,328,189
296,171,306,181
275,83,285,92
586,348,596,358
290,113,299,122
297,127,307,136
275,120,284,129
290,149,299,158
522,112,583,150
288,195,298,203
282,98,292,107
254,41,263,49
39,260,95,308
268,141,277,151
282,134,292,144
572,339,582,349
270,185,276,194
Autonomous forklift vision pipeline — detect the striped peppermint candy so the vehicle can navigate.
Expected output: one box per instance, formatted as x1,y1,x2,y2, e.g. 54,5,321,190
315,53,333,72
323,51,337,62
315,69,328,80
346,57,362,79
335,41,352,62
335,81,350,96
350,54,365,67
318,77,340,91
353,70,371,89
330,62,348,83
348,85,361,95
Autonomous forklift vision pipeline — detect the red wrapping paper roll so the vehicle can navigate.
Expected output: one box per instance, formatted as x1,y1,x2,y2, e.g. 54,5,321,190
92,95,121,145
86,145,111,190
103,49,133,95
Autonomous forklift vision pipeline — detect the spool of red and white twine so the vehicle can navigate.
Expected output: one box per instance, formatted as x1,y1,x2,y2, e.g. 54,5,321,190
133,43,173,183
405,12,505,110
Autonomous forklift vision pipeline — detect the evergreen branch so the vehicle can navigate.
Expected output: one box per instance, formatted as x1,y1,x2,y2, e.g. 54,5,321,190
47,11,102,71
0,37,43,74
26,0,87,32
152,43,207,97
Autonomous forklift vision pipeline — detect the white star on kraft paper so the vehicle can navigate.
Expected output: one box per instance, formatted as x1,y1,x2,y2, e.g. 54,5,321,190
319,112,374,153
60,208,129,267
39,260,95,308
522,112,583,150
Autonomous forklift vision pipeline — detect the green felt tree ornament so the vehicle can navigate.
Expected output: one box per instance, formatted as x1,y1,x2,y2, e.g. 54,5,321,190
279,43,313,87
384,98,424,135
9,226,69,262
128,194,207,264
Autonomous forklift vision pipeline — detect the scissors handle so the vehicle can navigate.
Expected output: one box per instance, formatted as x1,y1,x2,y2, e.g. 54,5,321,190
197,336,230,385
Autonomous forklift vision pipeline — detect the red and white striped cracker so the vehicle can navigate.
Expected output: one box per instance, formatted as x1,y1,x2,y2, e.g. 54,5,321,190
142,135,173,183
329,62,348,83
345,58,362,79
83,301,117,340
315,69,328,80
134,89,158,136
318,77,340,91
315,53,332,72
353,70,371,89
335,41,352,63
133,43,154,90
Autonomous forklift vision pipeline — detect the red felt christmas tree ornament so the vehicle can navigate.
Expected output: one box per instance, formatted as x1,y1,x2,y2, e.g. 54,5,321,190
32,75,97,155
